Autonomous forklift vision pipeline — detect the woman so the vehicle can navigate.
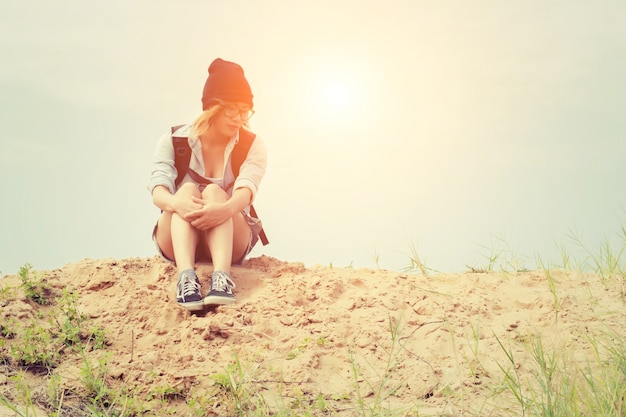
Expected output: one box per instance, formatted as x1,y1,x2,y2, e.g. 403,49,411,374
148,58,267,311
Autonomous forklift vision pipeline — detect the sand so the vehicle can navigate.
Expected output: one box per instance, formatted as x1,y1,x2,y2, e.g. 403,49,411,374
1,255,625,415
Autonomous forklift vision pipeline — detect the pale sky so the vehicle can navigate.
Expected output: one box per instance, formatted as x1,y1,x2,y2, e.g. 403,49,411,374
1,1,625,275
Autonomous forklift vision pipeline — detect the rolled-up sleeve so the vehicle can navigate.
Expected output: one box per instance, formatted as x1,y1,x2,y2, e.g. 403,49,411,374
147,130,178,195
234,135,267,203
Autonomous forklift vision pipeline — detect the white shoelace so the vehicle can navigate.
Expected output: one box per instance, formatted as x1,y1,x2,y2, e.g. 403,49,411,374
211,271,236,294
177,272,200,299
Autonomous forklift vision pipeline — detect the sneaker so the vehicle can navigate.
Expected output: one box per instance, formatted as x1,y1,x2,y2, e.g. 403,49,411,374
204,271,236,306
176,269,204,311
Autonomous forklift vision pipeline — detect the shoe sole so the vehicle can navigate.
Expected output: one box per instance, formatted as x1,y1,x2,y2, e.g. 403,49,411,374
204,295,236,306
178,300,204,311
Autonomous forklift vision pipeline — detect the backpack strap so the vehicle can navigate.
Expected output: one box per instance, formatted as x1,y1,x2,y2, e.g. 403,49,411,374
231,129,256,178
172,125,191,188
231,129,269,246
170,125,269,246
249,205,268,246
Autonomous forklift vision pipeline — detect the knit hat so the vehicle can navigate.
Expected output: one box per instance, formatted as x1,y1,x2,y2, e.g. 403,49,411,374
201,58,253,110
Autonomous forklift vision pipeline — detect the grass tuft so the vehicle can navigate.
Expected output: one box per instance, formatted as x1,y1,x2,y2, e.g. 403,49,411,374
18,263,52,305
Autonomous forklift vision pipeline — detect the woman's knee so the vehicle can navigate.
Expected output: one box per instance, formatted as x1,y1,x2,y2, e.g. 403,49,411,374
201,183,227,202
177,182,201,197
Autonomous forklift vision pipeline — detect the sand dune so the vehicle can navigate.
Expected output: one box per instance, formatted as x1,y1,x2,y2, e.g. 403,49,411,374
2,255,624,415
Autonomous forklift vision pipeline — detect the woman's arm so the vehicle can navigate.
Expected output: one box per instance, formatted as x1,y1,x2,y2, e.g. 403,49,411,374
185,188,252,231
233,136,267,203
147,129,178,196
152,185,176,212
153,184,202,217
224,187,253,215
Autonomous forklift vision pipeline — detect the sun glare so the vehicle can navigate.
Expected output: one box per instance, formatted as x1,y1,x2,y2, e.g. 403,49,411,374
281,53,382,135
321,80,349,109
302,61,374,128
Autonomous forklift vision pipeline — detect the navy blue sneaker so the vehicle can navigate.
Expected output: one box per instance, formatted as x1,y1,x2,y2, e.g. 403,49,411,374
204,271,236,306
176,269,204,311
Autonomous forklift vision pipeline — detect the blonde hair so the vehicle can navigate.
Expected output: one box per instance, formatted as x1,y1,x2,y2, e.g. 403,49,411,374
192,102,251,138
192,103,221,138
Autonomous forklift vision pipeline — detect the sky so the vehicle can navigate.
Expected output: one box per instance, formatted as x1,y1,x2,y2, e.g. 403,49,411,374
1,1,625,275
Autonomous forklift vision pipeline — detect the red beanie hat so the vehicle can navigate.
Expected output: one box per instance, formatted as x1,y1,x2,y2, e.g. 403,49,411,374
201,58,253,110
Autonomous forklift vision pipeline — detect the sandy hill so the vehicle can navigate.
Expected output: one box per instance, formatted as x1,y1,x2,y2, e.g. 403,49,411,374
2,255,625,415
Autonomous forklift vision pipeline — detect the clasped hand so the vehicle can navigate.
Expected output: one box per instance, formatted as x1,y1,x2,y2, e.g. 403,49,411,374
182,196,231,231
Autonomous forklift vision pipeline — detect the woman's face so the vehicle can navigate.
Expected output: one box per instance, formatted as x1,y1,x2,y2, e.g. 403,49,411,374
212,101,253,138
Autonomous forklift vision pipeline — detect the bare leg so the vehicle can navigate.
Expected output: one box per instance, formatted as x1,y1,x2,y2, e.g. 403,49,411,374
200,185,252,271
154,183,201,272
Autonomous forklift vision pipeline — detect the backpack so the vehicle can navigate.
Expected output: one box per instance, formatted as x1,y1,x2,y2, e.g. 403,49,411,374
171,125,269,246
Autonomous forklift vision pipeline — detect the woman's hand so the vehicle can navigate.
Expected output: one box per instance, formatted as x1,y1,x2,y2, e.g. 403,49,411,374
171,193,203,218
184,196,233,231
